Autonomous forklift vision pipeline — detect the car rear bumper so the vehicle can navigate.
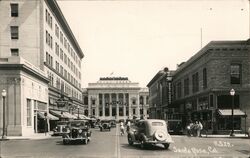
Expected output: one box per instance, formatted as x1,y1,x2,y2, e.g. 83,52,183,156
145,139,174,144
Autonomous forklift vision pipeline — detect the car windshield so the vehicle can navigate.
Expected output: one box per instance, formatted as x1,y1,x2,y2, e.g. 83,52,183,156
71,121,85,127
151,122,164,126
57,121,68,125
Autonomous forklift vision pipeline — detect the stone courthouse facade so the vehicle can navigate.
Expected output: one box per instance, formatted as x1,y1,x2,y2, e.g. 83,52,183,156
87,77,149,120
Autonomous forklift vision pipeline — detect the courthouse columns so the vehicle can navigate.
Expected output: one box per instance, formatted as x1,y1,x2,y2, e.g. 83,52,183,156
137,94,140,117
128,94,131,118
143,96,147,116
109,93,112,117
102,94,105,117
123,93,126,117
116,93,119,119
96,95,99,117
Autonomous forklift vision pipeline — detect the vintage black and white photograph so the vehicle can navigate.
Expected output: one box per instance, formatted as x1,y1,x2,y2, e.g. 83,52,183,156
0,0,250,157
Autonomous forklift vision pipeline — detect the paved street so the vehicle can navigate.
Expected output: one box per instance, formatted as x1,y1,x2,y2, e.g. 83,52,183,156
0,126,250,158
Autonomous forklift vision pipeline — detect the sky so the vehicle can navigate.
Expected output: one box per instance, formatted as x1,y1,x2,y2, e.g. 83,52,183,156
57,0,249,88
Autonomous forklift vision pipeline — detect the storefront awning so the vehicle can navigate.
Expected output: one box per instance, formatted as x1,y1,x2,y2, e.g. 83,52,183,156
50,110,77,119
37,111,59,120
218,109,246,117
74,114,91,120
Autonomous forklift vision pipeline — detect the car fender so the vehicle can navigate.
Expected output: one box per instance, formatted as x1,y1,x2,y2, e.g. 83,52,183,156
128,131,136,141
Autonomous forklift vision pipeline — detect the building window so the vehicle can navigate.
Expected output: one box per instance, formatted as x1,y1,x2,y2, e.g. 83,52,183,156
230,64,241,84
11,3,18,17
209,94,213,107
184,78,189,96
192,72,199,93
11,48,19,56
177,81,182,98
133,109,136,115
60,32,63,44
132,99,136,105
10,26,18,39
203,68,207,89
27,99,32,126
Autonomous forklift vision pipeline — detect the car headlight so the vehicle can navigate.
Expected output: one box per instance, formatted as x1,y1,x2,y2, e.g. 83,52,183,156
79,129,82,133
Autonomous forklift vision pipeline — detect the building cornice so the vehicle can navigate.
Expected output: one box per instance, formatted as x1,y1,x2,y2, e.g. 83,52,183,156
173,39,250,77
0,64,49,83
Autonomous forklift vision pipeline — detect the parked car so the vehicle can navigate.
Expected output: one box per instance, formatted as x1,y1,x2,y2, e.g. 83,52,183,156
99,120,111,131
127,119,173,149
110,119,116,127
62,120,91,145
53,121,68,136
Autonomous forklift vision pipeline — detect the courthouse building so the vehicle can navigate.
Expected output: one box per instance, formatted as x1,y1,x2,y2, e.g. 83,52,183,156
87,77,149,120
0,0,84,136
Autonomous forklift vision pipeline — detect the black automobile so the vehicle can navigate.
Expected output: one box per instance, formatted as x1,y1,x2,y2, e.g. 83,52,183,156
62,120,91,145
99,120,111,131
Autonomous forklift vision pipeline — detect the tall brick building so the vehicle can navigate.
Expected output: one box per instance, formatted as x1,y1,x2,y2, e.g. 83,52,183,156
172,39,250,134
148,39,250,134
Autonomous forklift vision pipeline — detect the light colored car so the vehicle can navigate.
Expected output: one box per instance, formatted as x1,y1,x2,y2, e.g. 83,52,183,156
127,119,173,149
62,120,91,145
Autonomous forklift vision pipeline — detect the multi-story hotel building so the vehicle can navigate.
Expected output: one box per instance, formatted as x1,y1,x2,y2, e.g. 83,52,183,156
87,77,149,120
148,39,250,134
0,0,84,136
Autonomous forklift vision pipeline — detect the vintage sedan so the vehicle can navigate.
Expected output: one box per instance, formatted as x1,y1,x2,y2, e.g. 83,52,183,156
62,120,91,145
99,120,111,131
127,119,173,149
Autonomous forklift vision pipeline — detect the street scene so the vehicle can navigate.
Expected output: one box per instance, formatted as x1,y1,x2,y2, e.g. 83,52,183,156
1,125,249,158
0,0,250,157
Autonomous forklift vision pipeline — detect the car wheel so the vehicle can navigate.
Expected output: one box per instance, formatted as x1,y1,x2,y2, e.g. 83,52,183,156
84,138,88,145
127,135,133,145
63,139,70,145
163,143,169,149
140,141,145,149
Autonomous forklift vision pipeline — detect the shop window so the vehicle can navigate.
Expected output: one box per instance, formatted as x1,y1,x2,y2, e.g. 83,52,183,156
27,99,32,126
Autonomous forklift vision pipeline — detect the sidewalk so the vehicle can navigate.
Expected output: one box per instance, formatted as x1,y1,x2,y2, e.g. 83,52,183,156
171,133,249,138
3,132,59,140
201,133,249,138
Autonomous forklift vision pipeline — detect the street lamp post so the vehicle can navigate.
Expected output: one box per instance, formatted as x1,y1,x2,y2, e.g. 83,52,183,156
230,89,235,137
2,89,7,140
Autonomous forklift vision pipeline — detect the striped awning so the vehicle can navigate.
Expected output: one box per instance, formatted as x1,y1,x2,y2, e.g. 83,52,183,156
38,111,59,120
218,109,246,117
74,114,91,120
50,110,77,119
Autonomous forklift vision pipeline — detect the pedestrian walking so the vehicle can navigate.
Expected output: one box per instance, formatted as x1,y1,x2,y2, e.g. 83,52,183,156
126,120,131,133
120,121,125,136
197,121,203,137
